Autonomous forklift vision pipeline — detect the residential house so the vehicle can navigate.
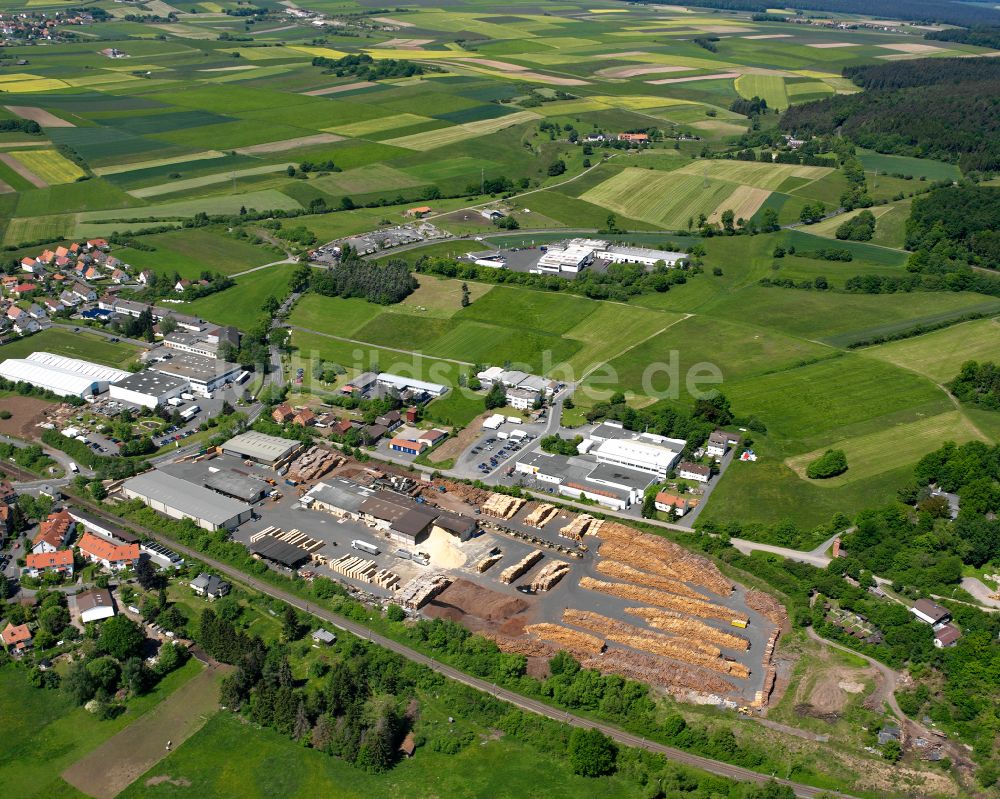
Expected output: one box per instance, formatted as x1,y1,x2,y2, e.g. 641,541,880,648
13,283,38,298
911,599,950,626
83,266,100,281
87,238,109,251
677,462,711,483
54,255,72,270
43,298,63,315
37,249,55,265
190,572,231,599
374,410,402,431
934,623,962,648
54,245,70,259
137,270,153,285
32,509,74,554
293,408,316,427
25,548,74,579
26,303,46,320
331,419,356,438
175,279,191,293
271,403,294,424
362,423,388,443
311,628,336,646
72,282,96,302
19,257,39,274
76,587,115,624
77,531,140,570
59,290,80,307
1,622,32,652
654,491,689,516
12,314,39,335
618,132,649,142
111,269,129,284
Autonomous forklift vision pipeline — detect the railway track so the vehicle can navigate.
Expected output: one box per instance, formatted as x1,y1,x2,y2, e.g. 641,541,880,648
70,496,856,799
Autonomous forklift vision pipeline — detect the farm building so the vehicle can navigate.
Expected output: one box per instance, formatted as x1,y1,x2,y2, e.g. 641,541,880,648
0,351,129,399
222,431,302,467
121,470,253,531
75,588,115,624
911,599,951,626
109,370,187,409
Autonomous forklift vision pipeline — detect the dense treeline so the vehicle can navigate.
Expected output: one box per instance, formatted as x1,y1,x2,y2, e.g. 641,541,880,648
312,252,416,305
312,53,426,80
836,210,875,241
950,361,1000,411
627,0,1000,26
927,26,1000,50
0,119,42,135
780,59,1000,172
906,184,1000,265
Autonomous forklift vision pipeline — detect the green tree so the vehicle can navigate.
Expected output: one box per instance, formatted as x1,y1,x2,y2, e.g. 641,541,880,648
568,727,617,777
97,616,145,660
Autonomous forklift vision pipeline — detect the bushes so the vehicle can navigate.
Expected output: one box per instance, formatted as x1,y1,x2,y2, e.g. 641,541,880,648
836,210,876,241
806,449,848,479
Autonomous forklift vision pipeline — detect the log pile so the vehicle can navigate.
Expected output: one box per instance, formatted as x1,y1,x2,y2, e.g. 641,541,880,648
499,550,543,584
559,514,601,541
525,623,606,656
744,588,788,627
530,561,571,592
524,503,558,528
626,607,750,651
433,479,491,506
595,522,733,595
580,650,738,696
596,560,707,600
580,577,749,625
563,610,749,678
398,574,451,610
481,631,561,660
481,493,527,520
474,552,503,573
288,446,343,483
329,555,400,590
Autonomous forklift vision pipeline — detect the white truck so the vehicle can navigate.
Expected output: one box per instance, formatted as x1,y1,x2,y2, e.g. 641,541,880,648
68,462,78,473
352,540,380,556
180,392,195,402
180,405,200,421
167,397,183,407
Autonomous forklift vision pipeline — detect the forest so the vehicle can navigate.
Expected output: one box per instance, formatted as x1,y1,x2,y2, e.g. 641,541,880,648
311,253,417,305
312,53,427,80
950,361,1000,411
780,59,1000,172
926,26,1000,50
905,184,1000,264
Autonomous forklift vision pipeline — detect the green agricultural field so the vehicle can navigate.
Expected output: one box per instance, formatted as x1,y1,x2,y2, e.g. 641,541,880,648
0,660,203,799
117,228,284,278
862,317,1000,384
288,293,384,337
0,328,141,367
734,74,788,109
456,285,597,336
184,266,294,328
8,148,85,184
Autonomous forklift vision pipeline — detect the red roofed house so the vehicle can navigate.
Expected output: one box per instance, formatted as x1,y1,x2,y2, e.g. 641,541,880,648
87,238,109,251
55,245,69,259
32,510,74,554
292,408,316,427
25,548,74,578
37,249,55,264
271,403,294,424
618,132,649,142
12,283,37,297
654,491,689,517
405,206,432,218
331,419,355,437
1,622,32,652
77,531,140,570
19,257,37,273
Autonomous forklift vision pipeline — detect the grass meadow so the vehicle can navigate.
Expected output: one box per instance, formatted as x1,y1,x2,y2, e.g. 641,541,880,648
0,328,141,367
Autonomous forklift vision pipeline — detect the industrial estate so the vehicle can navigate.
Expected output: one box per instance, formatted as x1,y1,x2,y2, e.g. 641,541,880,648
1,0,999,797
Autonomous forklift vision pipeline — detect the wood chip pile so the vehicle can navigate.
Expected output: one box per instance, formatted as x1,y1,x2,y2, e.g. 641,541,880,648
596,560,707,600
595,522,733,595
530,561,571,592
474,552,503,573
481,493,527,520
580,577,749,625
580,650,738,696
398,574,451,610
525,623,606,656
626,607,750,651
564,610,748,678
432,479,491,505
559,514,601,540
500,550,543,584
524,503,558,528
744,588,788,627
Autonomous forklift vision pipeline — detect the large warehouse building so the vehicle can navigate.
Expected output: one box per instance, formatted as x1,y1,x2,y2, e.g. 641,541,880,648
0,352,130,399
121,470,253,531
109,370,187,409
222,431,302,467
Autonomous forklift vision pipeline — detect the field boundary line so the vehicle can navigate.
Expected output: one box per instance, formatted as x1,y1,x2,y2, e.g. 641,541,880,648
579,313,691,381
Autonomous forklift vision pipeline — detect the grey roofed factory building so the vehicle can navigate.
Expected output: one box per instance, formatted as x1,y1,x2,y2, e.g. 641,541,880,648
148,350,243,397
222,431,302,467
303,479,376,518
109,369,188,409
204,471,267,503
250,535,311,569
121,470,254,531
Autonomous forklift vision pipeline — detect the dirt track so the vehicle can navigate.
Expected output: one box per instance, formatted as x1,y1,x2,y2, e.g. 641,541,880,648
61,662,227,799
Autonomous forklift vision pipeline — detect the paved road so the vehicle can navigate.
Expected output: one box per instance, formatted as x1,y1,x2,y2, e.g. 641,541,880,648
731,534,836,568
231,257,295,279
73,498,853,799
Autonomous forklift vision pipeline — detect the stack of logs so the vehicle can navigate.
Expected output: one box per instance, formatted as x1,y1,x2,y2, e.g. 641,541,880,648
530,561,571,592
580,577,748,625
559,514,601,541
524,503,558,528
596,559,706,600
524,622,606,656
626,607,750,651
500,550,543,584
474,551,503,573
481,494,527,520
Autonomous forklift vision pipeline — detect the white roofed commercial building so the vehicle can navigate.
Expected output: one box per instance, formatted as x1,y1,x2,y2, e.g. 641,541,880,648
593,437,683,478
376,372,448,398
594,245,687,268
537,238,606,274
0,352,129,399
110,370,187,409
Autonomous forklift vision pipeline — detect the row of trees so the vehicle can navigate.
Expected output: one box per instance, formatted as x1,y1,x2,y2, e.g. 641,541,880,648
312,252,416,305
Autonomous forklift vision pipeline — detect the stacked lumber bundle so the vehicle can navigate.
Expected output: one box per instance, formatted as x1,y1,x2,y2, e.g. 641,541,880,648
481,493,527,520
558,514,601,541
500,550,543,584
288,446,343,483
564,610,748,678
581,650,738,696
524,503,558,528
329,555,400,590
530,561,570,592
596,522,733,595
751,666,777,709
372,569,400,590
744,588,788,627
596,560,707,600
398,574,451,610
481,631,561,660
626,607,750,651
525,623,606,656
580,577,749,625
474,552,503,573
